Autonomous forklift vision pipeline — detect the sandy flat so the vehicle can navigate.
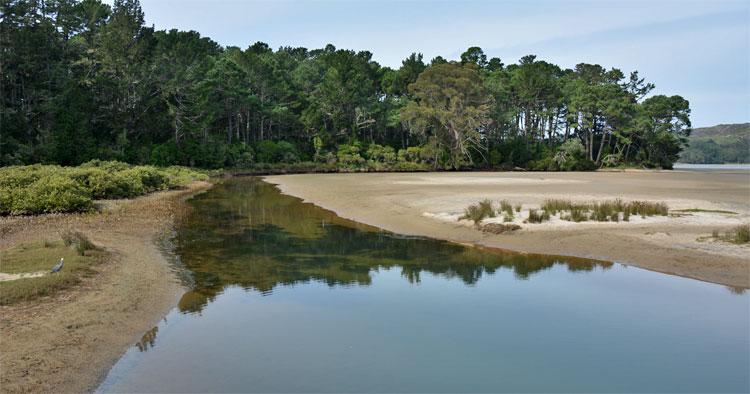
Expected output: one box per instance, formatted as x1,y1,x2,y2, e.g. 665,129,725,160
266,171,750,288
0,181,211,393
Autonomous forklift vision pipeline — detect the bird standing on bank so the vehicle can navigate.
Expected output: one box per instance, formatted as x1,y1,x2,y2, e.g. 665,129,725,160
51,258,64,273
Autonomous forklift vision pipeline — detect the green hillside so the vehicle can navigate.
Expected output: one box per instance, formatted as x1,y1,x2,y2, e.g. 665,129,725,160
680,123,749,163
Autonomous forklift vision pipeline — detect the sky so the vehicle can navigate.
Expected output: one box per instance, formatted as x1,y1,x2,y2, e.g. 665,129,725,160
125,0,748,128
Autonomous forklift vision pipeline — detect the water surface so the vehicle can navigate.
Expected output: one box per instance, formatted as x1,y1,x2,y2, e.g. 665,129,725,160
673,163,750,171
99,178,749,393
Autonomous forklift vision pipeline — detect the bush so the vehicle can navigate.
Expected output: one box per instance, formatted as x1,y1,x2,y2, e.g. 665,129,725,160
397,145,436,166
366,144,397,164
10,174,92,215
0,162,207,216
77,168,142,198
255,140,300,163
337,144,366,169
80,159,130,172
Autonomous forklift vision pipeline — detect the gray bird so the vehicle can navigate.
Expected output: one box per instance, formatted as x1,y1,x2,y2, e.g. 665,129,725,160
51,258,64,273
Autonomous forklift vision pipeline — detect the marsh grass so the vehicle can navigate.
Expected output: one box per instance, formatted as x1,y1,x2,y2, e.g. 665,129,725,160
514,204,522,213
542,198,667,222
712,224,750,244
499,200,513,216
0,240,107,305
460,199,495,225
479,199,496,218
526,209,550,223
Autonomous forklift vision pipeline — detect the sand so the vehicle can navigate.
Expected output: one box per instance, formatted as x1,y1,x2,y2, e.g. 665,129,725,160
0,181,211,393
266,171,750,288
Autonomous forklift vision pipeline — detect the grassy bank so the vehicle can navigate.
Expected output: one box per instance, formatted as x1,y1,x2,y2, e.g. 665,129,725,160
0,237,107,305
0,161,207,216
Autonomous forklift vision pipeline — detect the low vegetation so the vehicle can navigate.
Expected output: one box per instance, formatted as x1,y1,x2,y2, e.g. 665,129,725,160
526,209,551,224
459,198,670,226
0,161,208,216
709,224,750,244
0,234,106,305
459,199,496,225
61,230,97,256
541,198,668,222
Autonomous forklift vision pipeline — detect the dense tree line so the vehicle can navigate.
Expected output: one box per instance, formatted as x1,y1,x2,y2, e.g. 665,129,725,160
2,0,692,170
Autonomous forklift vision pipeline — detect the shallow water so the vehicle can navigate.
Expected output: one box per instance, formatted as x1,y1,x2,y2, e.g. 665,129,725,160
98,178,749,393
674,163,750,171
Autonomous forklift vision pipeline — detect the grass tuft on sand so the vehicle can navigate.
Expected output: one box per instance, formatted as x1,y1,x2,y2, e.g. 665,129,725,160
541,198,667,222
0,237,107,305
710,224,750,244
459,199,495,225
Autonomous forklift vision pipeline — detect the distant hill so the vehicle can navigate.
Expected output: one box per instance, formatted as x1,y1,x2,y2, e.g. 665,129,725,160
679,123,749,164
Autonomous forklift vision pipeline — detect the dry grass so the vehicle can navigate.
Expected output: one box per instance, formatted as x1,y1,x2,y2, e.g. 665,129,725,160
60,230,97,256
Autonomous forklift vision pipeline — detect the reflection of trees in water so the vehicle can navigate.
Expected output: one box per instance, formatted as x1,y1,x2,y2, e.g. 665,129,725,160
176,178,612,314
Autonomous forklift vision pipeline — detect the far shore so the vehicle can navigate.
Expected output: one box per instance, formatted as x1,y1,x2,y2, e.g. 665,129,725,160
0,181,211,393
266,171,750,289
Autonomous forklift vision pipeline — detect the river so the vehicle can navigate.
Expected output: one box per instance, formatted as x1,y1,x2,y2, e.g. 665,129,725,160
97,178,749,393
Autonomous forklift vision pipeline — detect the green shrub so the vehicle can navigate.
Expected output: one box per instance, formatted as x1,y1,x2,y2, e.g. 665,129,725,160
0,164,49,189
80,159,130,172
162,166,209,187
125,166,169,192
78,168,142,198
10,174,92,215
0,162,207,216
337,144,366,169
255,140,300,163
365,144,397,164
0,187,12,215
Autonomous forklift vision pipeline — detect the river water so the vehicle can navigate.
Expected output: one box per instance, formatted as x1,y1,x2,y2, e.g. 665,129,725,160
98,178,749,393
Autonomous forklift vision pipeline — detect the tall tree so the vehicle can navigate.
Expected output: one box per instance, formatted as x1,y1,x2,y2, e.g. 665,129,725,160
401,62,493,168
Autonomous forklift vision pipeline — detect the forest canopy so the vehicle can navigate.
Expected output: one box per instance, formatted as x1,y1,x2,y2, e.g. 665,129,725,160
1,0,692,170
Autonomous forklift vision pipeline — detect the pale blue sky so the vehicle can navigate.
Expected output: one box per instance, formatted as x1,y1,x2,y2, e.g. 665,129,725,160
128,0,749,127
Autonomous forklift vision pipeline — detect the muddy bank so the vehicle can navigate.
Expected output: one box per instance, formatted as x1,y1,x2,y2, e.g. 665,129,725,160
0,181,211,393
266,171,750,288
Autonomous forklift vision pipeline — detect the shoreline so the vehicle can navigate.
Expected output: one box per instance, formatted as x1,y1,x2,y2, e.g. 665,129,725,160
0,181,211,393
266,171,750,289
